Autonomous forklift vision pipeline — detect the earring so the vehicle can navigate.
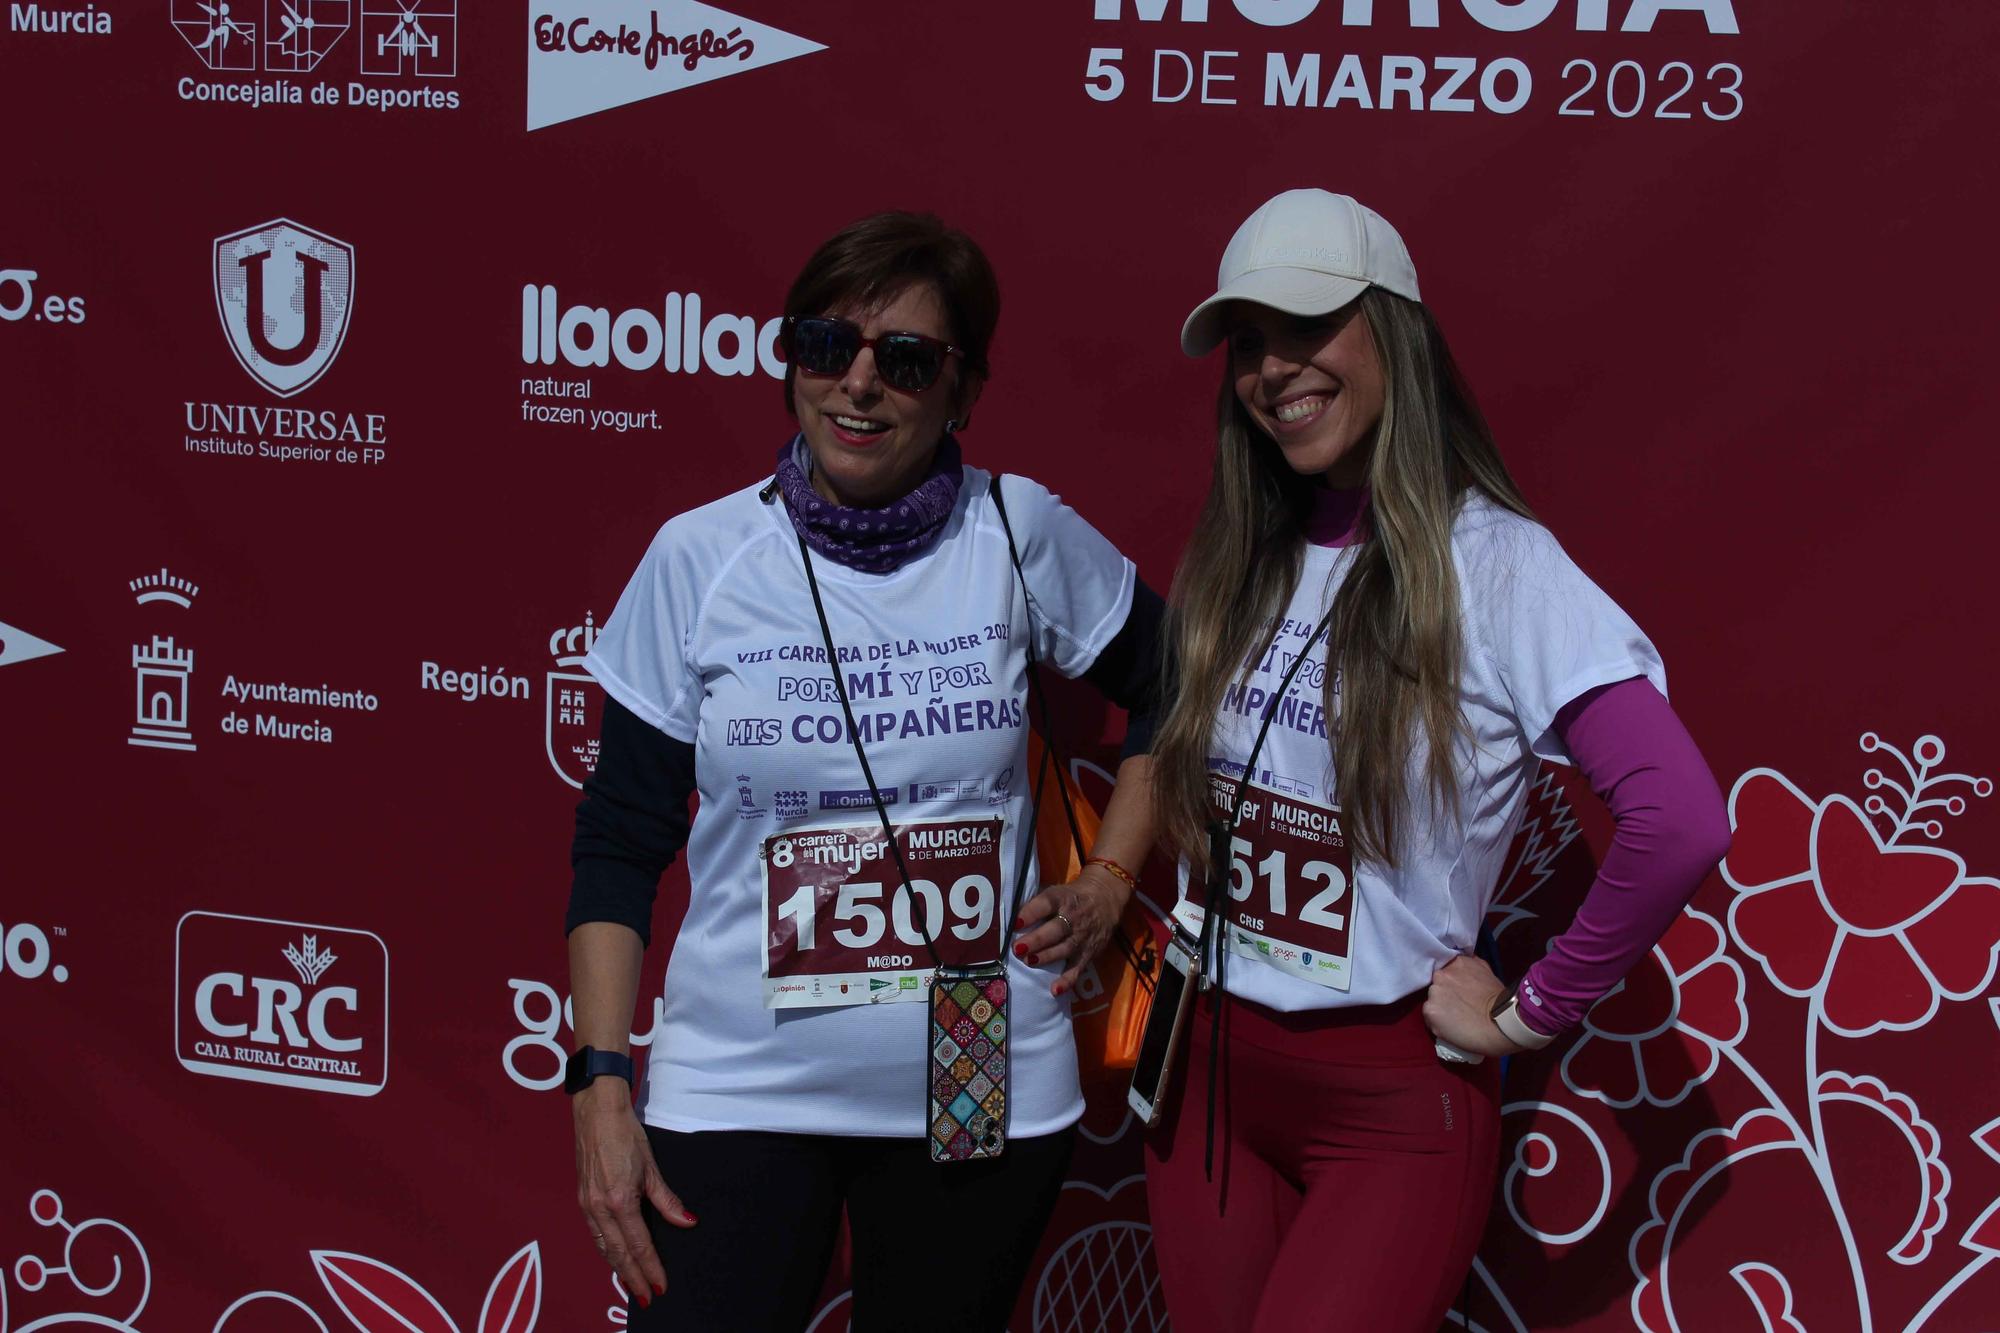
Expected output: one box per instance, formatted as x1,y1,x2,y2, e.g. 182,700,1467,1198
945,418,961,434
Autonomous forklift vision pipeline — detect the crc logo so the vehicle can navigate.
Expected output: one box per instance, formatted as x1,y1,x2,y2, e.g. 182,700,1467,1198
175,911,389,1096
213,219,355,399
0,922,69,984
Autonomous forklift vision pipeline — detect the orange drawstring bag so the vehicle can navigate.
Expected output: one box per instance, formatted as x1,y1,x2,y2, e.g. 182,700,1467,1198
1028,731,1161,1071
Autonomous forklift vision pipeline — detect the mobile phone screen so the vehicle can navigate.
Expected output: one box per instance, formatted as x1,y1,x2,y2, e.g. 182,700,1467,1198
1130,945,1192,1099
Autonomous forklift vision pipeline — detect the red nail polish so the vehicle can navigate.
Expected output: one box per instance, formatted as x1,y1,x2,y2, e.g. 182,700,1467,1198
654,1281,667,1295
1013,942,1028,958
637,1293,651,1310
1027,953,1040,966
684,1211,698,1224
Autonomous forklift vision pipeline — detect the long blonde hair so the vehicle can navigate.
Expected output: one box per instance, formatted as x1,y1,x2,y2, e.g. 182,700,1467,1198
1152,289,1534,871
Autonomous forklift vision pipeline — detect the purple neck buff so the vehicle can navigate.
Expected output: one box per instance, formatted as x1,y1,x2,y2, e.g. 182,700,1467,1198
773,435,964,574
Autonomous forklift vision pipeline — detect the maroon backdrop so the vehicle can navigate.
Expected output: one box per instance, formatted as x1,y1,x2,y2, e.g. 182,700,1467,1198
5,3,1999,1330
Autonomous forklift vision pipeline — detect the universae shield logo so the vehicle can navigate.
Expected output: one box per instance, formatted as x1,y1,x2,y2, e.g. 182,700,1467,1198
546,612,603,789
213,219,355,399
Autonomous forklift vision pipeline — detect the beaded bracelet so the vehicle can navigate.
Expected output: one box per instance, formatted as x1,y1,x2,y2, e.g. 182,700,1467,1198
1085,855,1139,891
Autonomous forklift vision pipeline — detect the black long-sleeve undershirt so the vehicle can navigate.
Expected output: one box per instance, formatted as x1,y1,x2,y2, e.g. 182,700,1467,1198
565,580,1165,945
565,701,698,946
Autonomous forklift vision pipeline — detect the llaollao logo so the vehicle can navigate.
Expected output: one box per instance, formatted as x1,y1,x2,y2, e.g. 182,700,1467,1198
0,921,70,984
213,219,355,398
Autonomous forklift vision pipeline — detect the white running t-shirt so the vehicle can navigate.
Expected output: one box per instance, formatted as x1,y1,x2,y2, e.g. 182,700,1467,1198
1171,495,1665,1012
587,467,1135,1136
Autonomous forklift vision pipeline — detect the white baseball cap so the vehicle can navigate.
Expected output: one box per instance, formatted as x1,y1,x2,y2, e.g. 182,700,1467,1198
1180,189,1421,356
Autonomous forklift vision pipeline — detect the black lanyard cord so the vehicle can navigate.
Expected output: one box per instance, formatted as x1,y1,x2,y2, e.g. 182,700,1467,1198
987,478,1152,975
794,531,947,973
1202,606,1335,1181
792,510,1055,970
987,481,1086,857
987,478,1069,957
984,478,1160,976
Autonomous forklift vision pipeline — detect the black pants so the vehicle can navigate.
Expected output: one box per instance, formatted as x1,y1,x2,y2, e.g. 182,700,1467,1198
630,1124,1074,1333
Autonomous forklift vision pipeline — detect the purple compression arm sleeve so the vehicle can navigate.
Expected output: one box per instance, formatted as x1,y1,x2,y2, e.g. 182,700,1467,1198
1512,677,1732,1037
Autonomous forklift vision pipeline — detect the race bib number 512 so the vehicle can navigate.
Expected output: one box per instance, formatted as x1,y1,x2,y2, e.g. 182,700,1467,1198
761,817,1006,1009
1178,774,1358,990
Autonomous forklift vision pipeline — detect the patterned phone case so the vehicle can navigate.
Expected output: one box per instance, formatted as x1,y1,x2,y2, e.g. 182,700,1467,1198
927,962,1010,1162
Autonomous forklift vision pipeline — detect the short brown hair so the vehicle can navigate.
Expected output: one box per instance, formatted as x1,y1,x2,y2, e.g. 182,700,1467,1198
781,212,1000,414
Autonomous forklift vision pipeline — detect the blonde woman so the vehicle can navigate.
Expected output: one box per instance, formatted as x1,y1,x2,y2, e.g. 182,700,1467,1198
1141,189,1730,1331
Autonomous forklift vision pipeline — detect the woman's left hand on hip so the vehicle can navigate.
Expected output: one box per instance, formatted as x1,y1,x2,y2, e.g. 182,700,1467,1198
1423,953,1526,1058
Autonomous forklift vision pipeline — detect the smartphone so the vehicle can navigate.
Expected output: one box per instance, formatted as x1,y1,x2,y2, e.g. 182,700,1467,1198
927,962,1010,1162
1126,929,1200,1129
1434,1037,1484,1064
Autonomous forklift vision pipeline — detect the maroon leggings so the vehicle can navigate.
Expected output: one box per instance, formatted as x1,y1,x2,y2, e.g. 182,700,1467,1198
1144,990,1500,1333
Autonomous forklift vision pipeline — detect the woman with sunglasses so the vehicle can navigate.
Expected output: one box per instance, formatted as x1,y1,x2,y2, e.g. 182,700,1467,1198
563,211,1162,1330
1139,189,1731,1331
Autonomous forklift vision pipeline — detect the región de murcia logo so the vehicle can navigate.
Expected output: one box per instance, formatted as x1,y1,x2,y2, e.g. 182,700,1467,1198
414,614,615,789
176,911,390,1096
547,612,605,789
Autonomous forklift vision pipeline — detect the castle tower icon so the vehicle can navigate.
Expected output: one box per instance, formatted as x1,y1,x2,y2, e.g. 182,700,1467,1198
130,635,196,752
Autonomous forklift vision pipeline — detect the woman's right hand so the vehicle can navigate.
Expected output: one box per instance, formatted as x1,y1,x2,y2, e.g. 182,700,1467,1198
572,1080,695,1305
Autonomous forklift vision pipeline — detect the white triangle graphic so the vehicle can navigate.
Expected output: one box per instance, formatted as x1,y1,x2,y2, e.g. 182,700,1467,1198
0,620,64,668
528,1,826,131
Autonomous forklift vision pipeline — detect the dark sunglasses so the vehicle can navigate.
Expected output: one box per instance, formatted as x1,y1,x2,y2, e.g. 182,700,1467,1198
781,316,964,393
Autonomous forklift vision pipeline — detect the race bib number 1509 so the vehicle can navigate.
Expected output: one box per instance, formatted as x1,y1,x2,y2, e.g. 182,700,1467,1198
761,817,1007,1009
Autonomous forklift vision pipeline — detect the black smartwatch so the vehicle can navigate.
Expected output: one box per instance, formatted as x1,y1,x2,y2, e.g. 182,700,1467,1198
564,1046,635,1095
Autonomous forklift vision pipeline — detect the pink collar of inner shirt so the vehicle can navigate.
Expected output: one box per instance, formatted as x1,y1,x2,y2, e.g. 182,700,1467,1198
1306,484,1369,548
